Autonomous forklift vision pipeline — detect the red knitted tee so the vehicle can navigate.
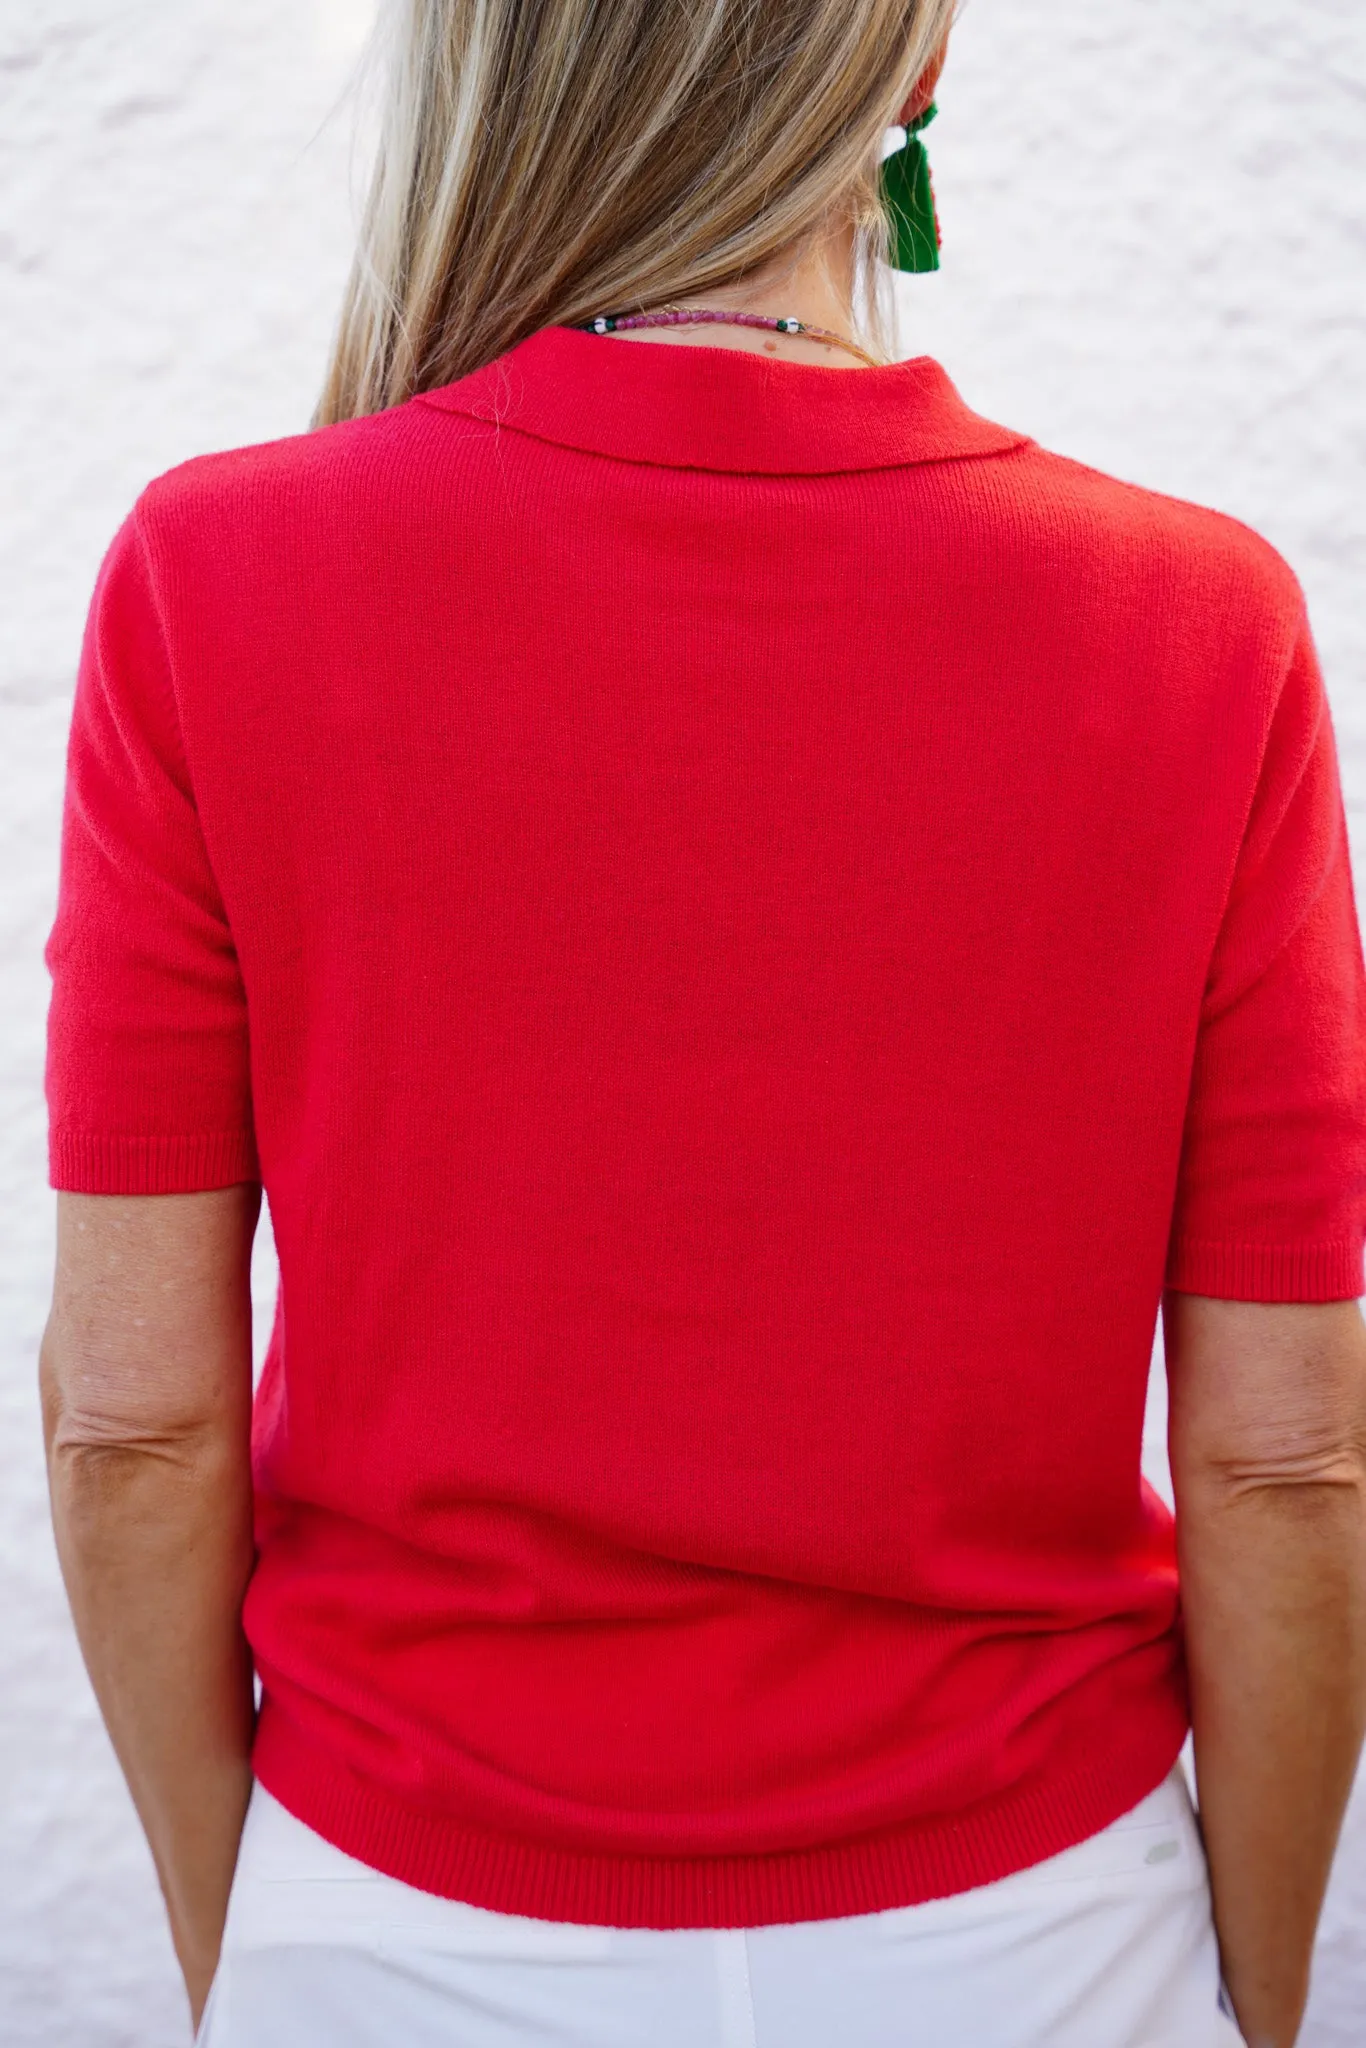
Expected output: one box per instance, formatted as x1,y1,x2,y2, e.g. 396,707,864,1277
46,326,1366,1927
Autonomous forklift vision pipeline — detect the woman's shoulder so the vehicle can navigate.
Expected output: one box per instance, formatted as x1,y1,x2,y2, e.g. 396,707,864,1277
122,380,1310,657
990,434,1307,629
131,398,440,541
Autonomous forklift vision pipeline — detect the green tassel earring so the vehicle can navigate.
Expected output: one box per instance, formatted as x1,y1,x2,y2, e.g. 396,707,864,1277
880,103,941,273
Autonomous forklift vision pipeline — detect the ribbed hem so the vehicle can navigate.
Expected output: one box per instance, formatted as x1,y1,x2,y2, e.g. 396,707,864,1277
1165,1234,1365,1302
48,1128,260,1194
251,1695,1189,1930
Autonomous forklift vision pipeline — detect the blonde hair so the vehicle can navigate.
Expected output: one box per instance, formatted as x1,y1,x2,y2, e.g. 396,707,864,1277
315,0,957,426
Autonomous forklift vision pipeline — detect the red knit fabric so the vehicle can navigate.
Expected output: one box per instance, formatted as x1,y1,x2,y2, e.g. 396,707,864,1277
46,326,1366,1927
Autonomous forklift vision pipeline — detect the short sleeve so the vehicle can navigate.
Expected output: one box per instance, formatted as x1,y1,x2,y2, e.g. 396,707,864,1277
44,505,259,1193
1165,610,1366,1301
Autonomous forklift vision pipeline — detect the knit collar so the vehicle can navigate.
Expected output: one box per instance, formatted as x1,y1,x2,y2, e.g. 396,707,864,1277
415,322,1030,476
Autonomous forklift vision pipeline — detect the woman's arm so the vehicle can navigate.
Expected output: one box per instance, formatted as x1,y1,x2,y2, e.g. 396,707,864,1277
1165,1289,1366,2048
40,1187,261,2035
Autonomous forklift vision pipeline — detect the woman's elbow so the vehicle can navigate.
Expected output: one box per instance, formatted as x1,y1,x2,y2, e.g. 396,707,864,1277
1165,1292,1366,1504
39,1317,249,1494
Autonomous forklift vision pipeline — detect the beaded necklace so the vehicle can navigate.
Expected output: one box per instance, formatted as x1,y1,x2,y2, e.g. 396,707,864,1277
581,305,881,369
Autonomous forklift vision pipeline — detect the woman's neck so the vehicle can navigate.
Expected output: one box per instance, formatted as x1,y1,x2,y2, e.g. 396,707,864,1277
601,221,873,370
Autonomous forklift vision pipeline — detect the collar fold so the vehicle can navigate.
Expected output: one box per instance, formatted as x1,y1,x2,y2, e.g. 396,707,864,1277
417,324,1030,476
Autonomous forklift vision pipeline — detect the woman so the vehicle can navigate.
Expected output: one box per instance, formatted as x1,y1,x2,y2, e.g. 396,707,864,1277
39,2,1366,2045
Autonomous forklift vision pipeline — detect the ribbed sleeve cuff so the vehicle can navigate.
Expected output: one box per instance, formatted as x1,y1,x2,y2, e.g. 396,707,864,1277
1165,1234,1365,1302
48,1129,260,1194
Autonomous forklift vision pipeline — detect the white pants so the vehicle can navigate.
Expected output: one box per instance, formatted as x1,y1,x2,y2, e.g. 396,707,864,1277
198,1765,1246,2047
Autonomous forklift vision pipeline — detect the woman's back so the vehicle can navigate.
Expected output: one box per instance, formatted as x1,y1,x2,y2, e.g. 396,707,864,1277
47,321,1362,1926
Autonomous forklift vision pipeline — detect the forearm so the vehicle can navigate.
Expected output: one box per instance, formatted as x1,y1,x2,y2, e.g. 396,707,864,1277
43,1396,257,2020
1177,1473,1366,2048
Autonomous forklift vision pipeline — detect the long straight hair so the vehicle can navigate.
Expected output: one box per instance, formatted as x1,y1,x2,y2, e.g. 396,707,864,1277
315,0,957,425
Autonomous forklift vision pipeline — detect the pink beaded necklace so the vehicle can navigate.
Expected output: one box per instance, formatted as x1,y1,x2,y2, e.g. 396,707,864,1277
582,305,881,369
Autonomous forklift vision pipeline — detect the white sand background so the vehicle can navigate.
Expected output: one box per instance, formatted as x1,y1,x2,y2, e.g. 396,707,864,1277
2,2,1363,2040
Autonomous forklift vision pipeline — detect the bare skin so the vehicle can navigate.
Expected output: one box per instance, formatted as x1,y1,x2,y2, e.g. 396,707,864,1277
603,50,949,372
41,1188,259,2035
1164,1290,1366,2047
